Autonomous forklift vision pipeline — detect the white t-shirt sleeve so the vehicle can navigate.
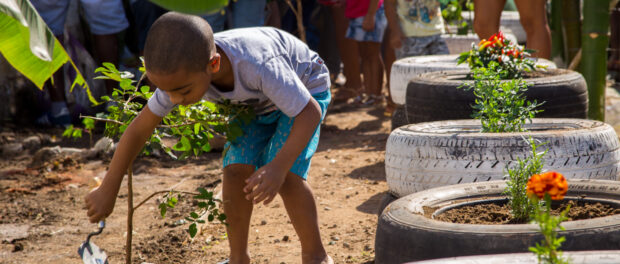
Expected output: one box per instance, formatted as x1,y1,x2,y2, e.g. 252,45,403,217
146,88,176,117
260,56,312,117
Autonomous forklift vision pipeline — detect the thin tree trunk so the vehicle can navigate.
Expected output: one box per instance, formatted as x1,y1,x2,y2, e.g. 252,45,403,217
126,166,133,264
562,0,582,64
582,0,611,121
550,0,565,64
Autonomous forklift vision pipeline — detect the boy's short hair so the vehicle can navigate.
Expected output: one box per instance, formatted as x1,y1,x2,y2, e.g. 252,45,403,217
144,12,215,74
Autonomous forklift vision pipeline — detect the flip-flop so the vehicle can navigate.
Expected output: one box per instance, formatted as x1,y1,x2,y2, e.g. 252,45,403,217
216,258,229,264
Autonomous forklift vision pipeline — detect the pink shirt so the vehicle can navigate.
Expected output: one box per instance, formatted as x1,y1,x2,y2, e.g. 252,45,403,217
345,0,384,19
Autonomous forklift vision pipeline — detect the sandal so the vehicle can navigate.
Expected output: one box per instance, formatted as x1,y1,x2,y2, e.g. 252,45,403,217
333,87,361,104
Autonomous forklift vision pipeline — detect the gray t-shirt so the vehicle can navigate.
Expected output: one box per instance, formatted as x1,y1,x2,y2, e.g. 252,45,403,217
147,27,330,118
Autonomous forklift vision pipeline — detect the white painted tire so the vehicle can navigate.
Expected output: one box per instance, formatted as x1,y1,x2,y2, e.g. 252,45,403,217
409,251,620,264
389,54,556,105
385,119,620,197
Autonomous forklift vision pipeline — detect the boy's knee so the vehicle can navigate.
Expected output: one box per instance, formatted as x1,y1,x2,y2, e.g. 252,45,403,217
223,164,255,180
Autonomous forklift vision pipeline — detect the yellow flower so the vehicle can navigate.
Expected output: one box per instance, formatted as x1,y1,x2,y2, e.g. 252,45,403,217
526,172,568,200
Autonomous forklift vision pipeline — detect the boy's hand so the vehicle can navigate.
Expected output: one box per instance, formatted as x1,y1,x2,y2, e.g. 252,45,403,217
85,185,117,223
243,162,288,205
362,13,375,32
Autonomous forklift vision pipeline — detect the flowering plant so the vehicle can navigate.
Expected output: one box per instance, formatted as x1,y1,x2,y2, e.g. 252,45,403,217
457,31,538,79
527,171,571,264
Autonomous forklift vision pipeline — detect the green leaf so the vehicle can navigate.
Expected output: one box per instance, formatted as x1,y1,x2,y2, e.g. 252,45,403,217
194,123,201,135
217,214,227,221
190,212,199,219
72,129,82,138
149,0,229,15
0,0,88,93
83,118,95,130
62,125,74,138
188,223,197,238
159,203,168,218
172,136,191,151
140,85,150,94
208,214,214,222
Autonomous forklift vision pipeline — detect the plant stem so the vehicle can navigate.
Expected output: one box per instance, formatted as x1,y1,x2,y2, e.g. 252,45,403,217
133,190,199,211
80,114,227,128
126,165,133,264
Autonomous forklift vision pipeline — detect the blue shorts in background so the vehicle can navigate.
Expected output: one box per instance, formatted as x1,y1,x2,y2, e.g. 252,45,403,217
223,90,331,180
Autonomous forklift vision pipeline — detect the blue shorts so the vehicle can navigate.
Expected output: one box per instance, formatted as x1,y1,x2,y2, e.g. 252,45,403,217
345,5,387,43
223,90,331,180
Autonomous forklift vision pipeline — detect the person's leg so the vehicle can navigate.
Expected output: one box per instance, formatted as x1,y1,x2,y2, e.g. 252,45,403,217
222,164,256,264
332,5,362,99
473,0,505,40
383,27,397,115
231,0,267,28
514,0,551,58
359,41,384,99
278,173,331,264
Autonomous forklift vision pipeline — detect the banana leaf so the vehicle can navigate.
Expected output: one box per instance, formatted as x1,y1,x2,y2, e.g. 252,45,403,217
0,0,94,103
149,0,228,15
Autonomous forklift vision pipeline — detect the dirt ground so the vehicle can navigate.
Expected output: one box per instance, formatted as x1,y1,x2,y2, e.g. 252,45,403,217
0,102,390,264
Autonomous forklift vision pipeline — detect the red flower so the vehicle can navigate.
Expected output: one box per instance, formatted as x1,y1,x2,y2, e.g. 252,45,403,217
526,172,568,200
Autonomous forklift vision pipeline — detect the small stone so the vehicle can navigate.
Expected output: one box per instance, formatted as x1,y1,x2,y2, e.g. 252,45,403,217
364,245,372,251
328,241,336,245
282,235,289,242
1,143,23,156
345,195,350,199
22,136,41,150
329,159,337,164
343,242,350,248
331,236,339,241
324,207,331,211
260,220,267,225
274,239,280,243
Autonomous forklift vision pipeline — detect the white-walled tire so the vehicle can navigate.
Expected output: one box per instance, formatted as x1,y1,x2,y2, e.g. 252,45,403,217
389,55,555,105
385,119,620,197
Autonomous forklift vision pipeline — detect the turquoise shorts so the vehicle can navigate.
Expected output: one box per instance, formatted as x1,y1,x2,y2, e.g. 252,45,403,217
223,90,331,180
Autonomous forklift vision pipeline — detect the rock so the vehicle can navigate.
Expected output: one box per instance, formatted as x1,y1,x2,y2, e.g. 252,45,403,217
31,146,84,167
343,242,350,248
22,136,41,151
260,220,267,225
0,224,30,242
282,235,289,242
331,236,340,241
1,143,23,156
82,137,114,159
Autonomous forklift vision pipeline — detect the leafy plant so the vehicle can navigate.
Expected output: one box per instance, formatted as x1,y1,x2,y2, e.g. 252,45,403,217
527,172,571,264
63,117,95,147
440,0,473,34
503,138,547,222
460,63,543,133
457,31,541,79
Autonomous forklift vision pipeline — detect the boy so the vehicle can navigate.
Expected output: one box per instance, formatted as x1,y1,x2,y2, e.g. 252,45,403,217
384,0,449,59
84,12,333,264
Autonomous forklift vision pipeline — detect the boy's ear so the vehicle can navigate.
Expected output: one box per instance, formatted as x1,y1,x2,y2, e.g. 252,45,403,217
208,53,221,73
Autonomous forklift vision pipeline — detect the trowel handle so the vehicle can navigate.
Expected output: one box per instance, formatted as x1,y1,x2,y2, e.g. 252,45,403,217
85,220,106,243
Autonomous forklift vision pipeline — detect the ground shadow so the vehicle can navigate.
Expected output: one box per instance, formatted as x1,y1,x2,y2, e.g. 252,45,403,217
356,190,388,215
346,161,385,182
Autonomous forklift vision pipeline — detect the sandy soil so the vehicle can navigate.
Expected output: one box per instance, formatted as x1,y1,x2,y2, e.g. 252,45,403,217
0,103,390,264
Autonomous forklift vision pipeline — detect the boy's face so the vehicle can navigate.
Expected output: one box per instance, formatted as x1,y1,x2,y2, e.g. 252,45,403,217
147,55,220,106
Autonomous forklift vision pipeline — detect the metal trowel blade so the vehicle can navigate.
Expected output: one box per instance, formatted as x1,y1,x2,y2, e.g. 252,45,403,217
78,241,108,264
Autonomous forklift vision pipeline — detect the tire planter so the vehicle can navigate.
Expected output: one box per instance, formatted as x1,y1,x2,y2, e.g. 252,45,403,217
389,54,556,105
391,105,408,131
405,69,588,124
407,251,620,264
441,32,518,55
385,119,620,197
375,180,620,264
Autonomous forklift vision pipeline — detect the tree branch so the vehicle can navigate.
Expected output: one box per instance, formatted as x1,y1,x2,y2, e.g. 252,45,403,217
133,190,200,211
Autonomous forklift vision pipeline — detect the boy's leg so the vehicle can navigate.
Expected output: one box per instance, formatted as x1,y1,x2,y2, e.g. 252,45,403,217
223,164,256,264
279,172,332,264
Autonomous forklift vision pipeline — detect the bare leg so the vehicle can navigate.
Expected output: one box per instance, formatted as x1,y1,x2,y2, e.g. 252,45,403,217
279,173,331,264
514,0,551,58
93,34,119,95
222,164,255,264
332,5,362,93
382,27,397,115
358,41,384,98
473,0,505,40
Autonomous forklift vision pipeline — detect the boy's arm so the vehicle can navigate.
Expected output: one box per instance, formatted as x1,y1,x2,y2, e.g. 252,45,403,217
384,0,405,48
85,105,163,223
362,0,381,31
243,97,322,205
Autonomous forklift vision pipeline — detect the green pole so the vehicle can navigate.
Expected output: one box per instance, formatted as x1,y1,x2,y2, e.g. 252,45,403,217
581,0,611,121
562,0,581,64
550,0,565,63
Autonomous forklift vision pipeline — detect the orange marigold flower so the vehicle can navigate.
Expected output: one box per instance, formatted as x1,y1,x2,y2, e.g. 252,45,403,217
526,172,568,200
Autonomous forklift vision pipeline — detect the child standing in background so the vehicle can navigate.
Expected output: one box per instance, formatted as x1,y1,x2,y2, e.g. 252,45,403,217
345,0,388,105
384,0,448,59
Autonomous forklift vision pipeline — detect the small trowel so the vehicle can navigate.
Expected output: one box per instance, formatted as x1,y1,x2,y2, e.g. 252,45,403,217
78,220,108,264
